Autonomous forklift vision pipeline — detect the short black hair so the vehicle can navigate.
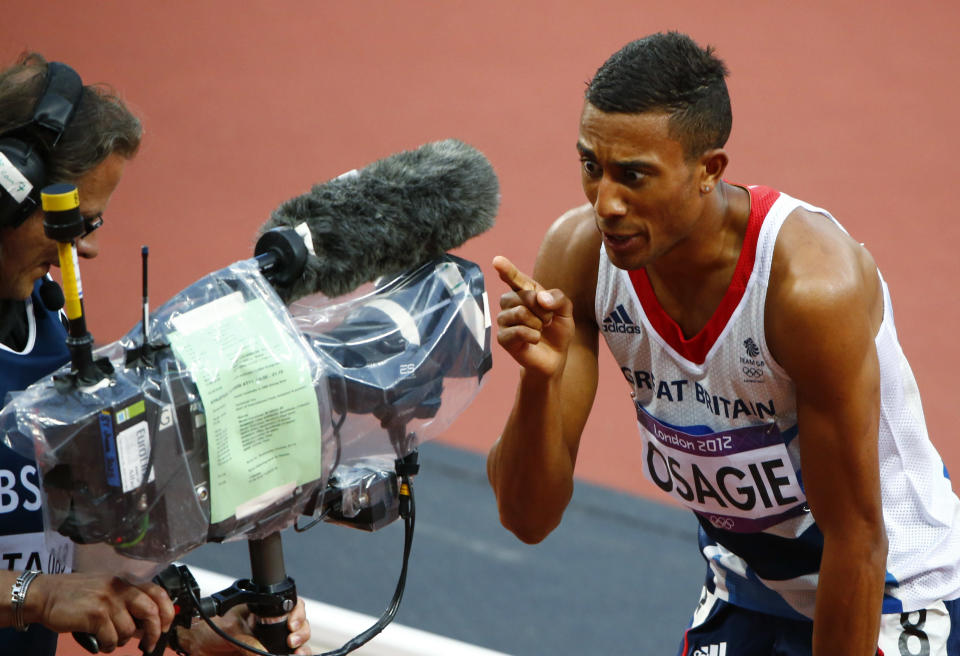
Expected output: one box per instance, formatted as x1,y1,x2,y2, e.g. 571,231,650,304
586,32,731,159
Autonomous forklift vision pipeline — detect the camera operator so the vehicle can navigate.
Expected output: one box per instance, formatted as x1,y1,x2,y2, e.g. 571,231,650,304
0,53,311,655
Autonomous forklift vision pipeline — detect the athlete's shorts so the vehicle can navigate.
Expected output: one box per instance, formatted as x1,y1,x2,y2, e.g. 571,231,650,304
677,586,960,656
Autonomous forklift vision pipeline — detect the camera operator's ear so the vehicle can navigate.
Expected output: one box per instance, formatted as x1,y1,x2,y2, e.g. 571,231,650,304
0,62,83,229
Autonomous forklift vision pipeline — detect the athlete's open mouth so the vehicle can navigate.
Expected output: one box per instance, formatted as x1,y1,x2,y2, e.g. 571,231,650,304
602,232,642,251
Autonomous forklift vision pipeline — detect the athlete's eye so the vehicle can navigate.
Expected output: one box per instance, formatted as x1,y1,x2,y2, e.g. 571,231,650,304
621,169,645,185
580,159,601,178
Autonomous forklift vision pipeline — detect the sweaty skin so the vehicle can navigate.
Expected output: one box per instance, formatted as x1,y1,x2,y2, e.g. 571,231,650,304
488,102,887,656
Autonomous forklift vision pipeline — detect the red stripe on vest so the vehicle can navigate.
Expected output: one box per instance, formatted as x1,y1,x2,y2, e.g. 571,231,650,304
628,185,780,364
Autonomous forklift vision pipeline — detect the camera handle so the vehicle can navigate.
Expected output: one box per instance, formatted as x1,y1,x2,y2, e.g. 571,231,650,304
242,533,298,654
166,536,297,656
72,552,296,655
73,430,419,656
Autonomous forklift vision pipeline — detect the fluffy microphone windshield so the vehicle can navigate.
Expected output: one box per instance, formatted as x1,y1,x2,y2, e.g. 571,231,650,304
262,138,499,302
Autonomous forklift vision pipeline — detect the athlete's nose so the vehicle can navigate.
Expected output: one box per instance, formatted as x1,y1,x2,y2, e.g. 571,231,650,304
594,176,627,220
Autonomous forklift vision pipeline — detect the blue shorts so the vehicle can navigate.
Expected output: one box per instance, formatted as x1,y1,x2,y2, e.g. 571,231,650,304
677,587,960,656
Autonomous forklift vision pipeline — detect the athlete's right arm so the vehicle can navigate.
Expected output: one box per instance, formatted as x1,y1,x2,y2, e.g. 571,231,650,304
487,205,601,544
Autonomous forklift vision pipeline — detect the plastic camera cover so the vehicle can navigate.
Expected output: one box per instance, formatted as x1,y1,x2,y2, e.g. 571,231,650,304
0,254,491,580
290,254,492,468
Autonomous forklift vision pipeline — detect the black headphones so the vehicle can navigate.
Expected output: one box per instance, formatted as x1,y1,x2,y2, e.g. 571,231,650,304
0,61,83,230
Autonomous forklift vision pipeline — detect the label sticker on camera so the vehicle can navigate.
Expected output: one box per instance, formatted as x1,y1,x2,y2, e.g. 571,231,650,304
116,420,155,493
168,293,323,524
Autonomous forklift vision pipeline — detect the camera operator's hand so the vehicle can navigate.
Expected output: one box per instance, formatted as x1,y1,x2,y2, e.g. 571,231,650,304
177,598,312,655
22,572,174,652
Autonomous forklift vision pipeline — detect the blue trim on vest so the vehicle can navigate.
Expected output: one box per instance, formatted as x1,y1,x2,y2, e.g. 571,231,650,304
701,546,811,621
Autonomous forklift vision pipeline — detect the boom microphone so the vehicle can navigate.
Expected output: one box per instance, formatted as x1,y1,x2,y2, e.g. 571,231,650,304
260,138,499,302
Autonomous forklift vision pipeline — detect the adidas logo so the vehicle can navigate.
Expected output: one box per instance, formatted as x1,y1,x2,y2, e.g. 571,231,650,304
601,304,642,334
692,643,727,656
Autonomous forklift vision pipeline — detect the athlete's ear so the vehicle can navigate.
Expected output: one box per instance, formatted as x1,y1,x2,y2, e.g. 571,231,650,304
699,148,728,192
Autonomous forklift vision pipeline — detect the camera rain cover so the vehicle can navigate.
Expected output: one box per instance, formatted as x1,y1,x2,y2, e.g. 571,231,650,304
290,254,492,469
0,254,491,580
0,259,334,579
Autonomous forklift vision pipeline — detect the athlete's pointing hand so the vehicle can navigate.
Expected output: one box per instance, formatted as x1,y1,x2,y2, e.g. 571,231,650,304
493,255,575,378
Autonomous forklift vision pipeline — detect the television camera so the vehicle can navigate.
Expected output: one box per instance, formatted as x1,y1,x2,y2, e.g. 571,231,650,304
1,218,492,653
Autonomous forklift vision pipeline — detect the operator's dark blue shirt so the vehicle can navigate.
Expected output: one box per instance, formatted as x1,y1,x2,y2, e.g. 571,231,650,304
0,280,70,656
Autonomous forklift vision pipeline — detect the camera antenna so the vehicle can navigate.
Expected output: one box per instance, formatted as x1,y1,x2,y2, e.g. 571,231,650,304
124,243,170,369
141,245,149,343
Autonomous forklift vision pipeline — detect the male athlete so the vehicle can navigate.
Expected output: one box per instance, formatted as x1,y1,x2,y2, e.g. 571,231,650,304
487,32,960,655
0,53,311,655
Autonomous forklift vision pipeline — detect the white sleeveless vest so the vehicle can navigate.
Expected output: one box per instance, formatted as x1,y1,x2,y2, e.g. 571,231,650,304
595,185,960,619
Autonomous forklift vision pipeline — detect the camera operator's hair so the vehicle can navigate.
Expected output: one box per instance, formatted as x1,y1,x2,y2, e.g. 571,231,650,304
0,52,142,182
586,32,731,160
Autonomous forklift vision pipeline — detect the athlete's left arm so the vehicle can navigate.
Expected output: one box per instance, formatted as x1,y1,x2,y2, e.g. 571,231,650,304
766,208,887,656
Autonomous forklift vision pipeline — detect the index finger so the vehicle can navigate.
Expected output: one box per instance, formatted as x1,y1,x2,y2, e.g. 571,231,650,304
492,255,541,293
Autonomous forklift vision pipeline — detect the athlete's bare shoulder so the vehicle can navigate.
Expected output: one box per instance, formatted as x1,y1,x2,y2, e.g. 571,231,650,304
766,205,883,364
534,203,602,323
771,206,880,306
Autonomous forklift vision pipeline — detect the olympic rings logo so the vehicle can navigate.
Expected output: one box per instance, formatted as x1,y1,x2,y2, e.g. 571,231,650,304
741,366,763,378
709,515,736,530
